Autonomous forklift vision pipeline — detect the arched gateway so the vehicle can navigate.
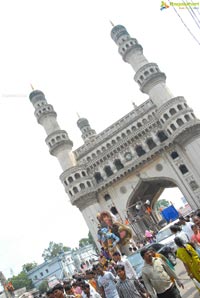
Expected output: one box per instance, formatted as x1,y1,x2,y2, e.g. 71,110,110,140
29,25,200,250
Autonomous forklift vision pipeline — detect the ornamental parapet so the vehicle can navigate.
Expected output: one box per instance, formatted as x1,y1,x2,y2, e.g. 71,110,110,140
156,96,186,115
173,121,200,145
34,104,57,124
74,99,156,160
134,63,166,93
45,130,73,156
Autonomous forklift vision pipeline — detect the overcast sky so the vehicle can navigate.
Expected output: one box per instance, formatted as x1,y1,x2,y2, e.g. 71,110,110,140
0,0,200,279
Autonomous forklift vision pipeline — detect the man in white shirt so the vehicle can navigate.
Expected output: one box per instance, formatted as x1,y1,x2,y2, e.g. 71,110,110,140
179,216,193,240
82,284,102,298
112,251,137,280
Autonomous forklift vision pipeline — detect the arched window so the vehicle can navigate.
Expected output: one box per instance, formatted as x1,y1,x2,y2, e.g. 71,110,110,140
185,114,190,122
114,159,124,170
73,187,78,194
163,113,169,120
96,150,101,155
104,194,111,201
110,206,118,215
87,156,91,162
167,129,171,135
137,122,142,128
146,138,157,150
112,139,116,145
116,136,121,141
169,108,176,116
94,172,104,184
69,191,72,196
177,104,183,111
121,133,126,138
126,129,131,135
131,126,136,130
184,103,188,108
170,124,176,131
177,118,184,126
75,173,81,179
135,145,146,157
142,118,147,124
80,183,85,190
68,176,73,183
106,143,111,148
104,166,114,177
191,113,195,118
102,146,106,151
64,180,68,186
148,115,153,121
87,181,91,187
179,164,189,174
144,71,149,76
82,171,86,177
157,131,168,142
92,153,96,158
171,151,179,159
160,119,164,124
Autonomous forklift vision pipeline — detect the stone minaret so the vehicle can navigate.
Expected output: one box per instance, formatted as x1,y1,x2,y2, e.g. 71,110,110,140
77,117,96,143
29,90,75,171
111,25,173,107
111,24,200,189
29,90,100,243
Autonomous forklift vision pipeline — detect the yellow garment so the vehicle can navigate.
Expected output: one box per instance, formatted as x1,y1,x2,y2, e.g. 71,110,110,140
176,244,200,282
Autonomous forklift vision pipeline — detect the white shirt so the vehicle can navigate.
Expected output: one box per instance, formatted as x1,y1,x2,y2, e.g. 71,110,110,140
181,222,193,240
117,259,137,279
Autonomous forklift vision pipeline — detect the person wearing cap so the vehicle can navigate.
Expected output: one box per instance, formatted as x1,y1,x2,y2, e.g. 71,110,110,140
141,247,183,298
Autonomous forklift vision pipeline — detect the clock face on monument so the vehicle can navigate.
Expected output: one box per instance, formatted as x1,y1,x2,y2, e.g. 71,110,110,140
124,152,133,161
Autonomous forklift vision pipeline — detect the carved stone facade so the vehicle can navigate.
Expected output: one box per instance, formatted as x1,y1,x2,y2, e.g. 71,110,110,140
29,25,200,244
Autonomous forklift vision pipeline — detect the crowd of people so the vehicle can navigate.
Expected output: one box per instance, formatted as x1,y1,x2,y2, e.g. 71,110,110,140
44,211,200,298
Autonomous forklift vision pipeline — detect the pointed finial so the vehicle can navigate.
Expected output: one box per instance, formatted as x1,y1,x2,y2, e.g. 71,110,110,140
109,20,115,27
76,112,80,119
132,101,137,109
30,84,34,91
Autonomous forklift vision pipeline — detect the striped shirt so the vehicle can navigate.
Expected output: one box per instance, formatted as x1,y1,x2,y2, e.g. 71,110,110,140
116,278,141,298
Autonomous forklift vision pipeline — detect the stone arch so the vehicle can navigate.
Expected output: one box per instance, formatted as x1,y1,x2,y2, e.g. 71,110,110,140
126,177,179,234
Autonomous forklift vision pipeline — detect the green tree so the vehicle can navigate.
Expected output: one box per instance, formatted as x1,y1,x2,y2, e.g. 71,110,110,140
38,280,48,293
88,232,98,252
42,242,71,261
79,238,89,247
22,262,38,273
155,199,170,211
9,271,33,290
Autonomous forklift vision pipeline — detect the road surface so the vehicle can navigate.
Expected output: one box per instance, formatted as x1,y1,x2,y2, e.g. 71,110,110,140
175,259,199,298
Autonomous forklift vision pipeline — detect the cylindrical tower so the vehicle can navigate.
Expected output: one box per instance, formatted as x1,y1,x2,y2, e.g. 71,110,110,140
29,90,75,171
77,117,96,143
111,25,173,107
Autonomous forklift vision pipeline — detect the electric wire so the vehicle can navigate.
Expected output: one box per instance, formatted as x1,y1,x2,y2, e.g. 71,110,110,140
168,0,200,45
181,0,200,29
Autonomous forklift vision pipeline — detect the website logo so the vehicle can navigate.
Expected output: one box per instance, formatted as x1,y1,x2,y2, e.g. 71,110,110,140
160,1,170,10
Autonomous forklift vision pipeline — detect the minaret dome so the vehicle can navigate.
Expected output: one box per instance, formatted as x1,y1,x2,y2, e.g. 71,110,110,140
77,117,96,143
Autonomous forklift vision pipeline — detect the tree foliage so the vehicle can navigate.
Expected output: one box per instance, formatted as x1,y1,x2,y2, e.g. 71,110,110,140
9,271,33,290
38,280,48,293
155,199,170,211
79,238,89,247
22,262,38,273
42,241,71,261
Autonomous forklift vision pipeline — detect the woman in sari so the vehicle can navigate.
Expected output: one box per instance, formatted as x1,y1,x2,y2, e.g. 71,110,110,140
174,237,200,282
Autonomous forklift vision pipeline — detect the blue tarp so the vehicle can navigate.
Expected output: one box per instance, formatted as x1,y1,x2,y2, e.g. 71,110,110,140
161,205,179,223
